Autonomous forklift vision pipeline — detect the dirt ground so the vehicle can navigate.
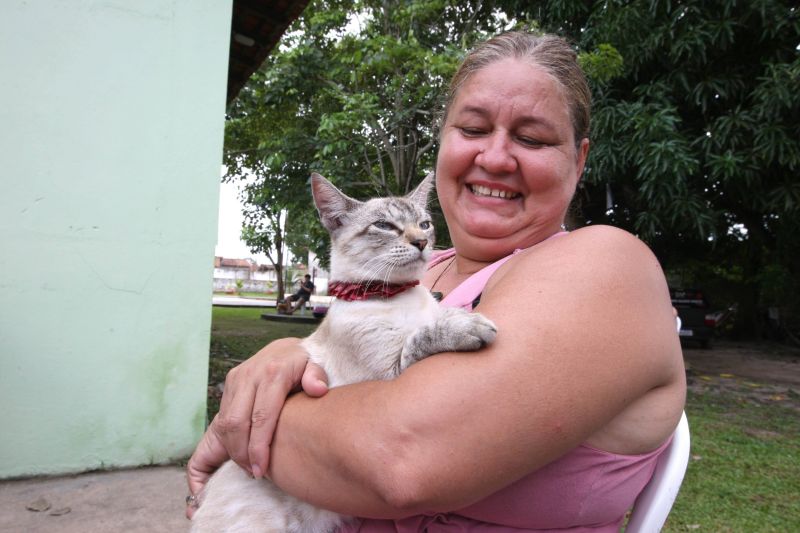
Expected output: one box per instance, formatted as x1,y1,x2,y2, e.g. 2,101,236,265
682,339,800,410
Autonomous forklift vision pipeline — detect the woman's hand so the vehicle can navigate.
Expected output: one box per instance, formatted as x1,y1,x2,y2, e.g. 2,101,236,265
185,337,328,518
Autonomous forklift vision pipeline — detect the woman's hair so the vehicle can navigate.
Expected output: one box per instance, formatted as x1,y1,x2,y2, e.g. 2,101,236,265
442,31,591,144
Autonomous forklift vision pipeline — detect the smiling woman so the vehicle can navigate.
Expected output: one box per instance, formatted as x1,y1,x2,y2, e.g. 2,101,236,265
435,58,589,260
469,184,520,199
187,31,686,533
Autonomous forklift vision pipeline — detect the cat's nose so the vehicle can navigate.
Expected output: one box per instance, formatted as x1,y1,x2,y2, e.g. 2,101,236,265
410,239,428,251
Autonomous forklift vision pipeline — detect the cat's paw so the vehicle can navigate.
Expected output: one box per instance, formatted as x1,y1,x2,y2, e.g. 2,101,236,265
471,312,498,346
457,312,497,350
437,309,497,352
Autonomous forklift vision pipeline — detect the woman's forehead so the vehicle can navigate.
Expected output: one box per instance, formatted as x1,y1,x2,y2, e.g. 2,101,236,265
450,60,570,122
465,59,560,95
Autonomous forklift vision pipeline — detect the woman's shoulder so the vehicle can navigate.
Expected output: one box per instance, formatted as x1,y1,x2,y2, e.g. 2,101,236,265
479,227,684,455
495,225,661,287
558,225,651,254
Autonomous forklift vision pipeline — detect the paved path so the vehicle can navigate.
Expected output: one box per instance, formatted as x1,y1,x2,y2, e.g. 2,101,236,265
0,295,338,533
212,295,276,308
0,465,188,532
212,295,334,309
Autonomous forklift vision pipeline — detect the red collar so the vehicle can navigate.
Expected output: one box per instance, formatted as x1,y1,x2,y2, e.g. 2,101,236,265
327,280,420,301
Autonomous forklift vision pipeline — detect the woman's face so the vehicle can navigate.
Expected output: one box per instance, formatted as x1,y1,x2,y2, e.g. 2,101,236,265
436,58,589,261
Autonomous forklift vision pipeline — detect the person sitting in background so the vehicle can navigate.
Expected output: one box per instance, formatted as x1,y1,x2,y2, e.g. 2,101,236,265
276,274,315,315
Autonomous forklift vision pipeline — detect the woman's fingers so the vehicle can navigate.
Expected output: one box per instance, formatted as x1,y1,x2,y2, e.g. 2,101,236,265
185,424,230,518
186,337,327,494
215,367,258,473
302,361,329,397
246,358,304,477
246,358,330,476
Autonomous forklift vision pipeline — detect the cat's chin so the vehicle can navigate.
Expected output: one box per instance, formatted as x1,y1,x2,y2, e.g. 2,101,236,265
334,261,426,285
351,274,424,285
383,264,427,284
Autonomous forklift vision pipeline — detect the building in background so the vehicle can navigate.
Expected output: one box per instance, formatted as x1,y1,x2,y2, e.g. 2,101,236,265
0,0,309,478
213,257,278,293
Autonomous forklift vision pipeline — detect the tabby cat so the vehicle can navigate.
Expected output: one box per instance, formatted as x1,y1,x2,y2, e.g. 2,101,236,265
191,172,497,533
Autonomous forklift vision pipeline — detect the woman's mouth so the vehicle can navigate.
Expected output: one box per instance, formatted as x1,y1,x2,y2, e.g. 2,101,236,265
468,184,521,200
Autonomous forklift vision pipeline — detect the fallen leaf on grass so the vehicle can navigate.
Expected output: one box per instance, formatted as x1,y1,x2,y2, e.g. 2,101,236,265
25,497,51,512
686,525,700,530
744,428,782,440
691,454,702,461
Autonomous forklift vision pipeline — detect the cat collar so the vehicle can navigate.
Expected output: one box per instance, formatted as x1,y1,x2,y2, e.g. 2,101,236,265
327,280,420,301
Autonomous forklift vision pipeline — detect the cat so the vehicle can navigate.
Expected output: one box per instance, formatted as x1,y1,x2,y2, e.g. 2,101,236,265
191,172,497,533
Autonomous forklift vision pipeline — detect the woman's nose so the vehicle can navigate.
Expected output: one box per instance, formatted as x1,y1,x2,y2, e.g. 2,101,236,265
475,133,517,174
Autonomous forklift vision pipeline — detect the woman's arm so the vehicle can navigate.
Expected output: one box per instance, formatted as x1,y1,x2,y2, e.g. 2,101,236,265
186,337,328,504
266,226,685,518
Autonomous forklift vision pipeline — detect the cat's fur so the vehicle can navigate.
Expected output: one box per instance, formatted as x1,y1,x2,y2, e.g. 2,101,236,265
191,172,497,533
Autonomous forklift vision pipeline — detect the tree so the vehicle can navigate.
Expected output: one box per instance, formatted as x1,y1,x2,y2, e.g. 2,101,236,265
225,0,515,265
227,0,800,336
224,70,319,299
505,0,800,337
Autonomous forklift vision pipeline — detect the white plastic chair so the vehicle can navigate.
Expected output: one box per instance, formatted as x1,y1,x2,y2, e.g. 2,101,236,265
626,410,691,532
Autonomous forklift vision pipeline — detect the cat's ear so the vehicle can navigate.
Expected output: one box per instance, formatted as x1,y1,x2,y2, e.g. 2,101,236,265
311,173,361,232
407,172,435,209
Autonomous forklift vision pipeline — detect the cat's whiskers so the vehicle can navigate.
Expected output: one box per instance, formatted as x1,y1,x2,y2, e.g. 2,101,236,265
359,255,398,286
358,247,423,286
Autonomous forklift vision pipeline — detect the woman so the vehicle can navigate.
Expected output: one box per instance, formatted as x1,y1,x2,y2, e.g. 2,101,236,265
188,31,685,531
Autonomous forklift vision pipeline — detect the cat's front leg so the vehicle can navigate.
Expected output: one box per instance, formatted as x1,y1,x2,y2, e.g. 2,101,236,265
399,308,497,372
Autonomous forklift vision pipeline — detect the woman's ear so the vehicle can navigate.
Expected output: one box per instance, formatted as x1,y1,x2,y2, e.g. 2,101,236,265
576,138,590,182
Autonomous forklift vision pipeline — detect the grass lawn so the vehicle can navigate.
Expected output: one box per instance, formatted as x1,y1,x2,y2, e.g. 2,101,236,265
207,306,317,418
206,306,800,530
663,389,800,531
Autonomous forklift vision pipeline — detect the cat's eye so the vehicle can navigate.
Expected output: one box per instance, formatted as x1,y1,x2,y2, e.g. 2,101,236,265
419,221,431,230
373,221,397,231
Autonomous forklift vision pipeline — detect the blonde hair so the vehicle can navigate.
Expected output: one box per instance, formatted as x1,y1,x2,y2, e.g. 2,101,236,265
442,31,591,144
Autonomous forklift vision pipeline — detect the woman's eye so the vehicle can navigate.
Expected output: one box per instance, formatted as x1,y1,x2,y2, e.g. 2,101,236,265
419,221,431,230
373,221,396,231
460,127,486,137
517,136,544,147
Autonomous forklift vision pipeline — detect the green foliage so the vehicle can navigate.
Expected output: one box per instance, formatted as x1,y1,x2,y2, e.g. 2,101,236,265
227,0,799,335
512,0,800,336
225,0,518,264
578,43,624,84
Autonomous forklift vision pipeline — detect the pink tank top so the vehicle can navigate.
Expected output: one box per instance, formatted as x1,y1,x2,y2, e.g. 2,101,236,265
339,244,670,532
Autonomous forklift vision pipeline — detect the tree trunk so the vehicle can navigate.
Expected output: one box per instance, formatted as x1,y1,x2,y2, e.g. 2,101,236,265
732,228,765,339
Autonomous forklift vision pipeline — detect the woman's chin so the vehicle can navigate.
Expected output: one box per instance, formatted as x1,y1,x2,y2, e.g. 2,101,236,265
457,211,520,240
457,224,518,244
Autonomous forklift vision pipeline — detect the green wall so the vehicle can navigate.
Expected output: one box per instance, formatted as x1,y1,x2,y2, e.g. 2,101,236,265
0,0,232,477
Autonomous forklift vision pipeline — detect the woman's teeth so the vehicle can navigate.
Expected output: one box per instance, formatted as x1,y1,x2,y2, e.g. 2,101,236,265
469,184,519,199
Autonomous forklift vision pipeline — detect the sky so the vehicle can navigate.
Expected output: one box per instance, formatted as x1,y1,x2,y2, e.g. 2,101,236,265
214,179,272,264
